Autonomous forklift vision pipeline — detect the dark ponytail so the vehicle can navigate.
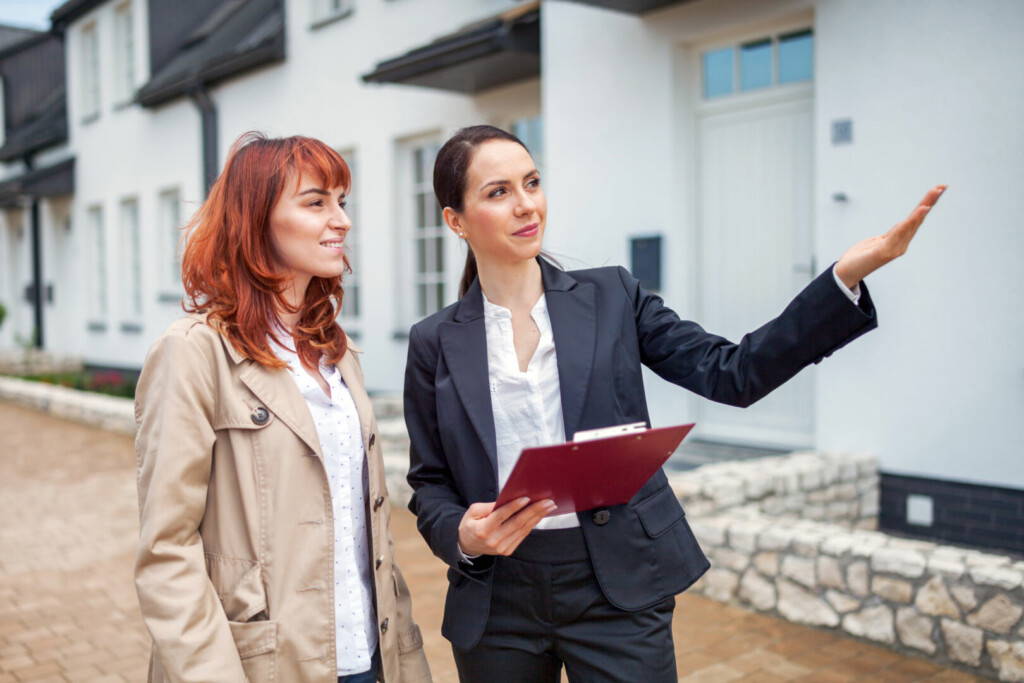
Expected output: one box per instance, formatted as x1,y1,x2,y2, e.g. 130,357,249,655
433,125,529,298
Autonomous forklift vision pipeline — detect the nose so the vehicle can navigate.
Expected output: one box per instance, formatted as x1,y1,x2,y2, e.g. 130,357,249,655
514,188,537,216
328,204,352,231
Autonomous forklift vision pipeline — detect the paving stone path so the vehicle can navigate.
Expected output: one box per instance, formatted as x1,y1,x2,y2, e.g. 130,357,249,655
0,402,986,682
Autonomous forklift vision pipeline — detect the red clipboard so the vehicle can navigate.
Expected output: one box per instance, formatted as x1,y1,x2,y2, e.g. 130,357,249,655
494,423,695,515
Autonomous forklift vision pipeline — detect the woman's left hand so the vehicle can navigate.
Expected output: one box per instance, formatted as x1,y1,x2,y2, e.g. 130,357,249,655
834,184,947,289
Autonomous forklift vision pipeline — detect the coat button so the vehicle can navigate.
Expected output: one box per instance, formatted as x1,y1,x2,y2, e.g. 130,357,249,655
373,496,385,511
592,509,611,526
375,556,383,570
250,406,269,425
368,433,376,449
380,618,389,634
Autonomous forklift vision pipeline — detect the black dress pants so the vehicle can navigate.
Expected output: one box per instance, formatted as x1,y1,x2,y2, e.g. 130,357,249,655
452,527,677,683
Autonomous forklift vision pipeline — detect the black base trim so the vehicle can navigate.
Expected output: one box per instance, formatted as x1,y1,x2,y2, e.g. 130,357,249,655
880,472,1024,555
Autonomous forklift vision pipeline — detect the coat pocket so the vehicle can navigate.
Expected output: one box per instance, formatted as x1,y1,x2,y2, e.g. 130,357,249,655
228,620,278,682
632,485,685,538
205,554,267,623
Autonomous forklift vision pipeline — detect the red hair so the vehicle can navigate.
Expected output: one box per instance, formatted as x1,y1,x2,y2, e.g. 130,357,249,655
181,131,352,370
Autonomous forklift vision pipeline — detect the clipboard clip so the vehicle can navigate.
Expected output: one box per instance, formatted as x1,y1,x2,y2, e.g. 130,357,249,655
572,422,647,443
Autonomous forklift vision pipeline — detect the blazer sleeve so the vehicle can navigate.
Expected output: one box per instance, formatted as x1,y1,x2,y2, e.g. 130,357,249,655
133,326,247,682
404,324,475,572
618,264,878,408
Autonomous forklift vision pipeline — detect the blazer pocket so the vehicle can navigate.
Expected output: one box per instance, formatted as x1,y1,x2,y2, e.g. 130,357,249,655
633,485,686,538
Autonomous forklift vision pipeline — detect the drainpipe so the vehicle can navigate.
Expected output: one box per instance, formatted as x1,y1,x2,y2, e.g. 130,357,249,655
190,85,218,196
22,155,44,349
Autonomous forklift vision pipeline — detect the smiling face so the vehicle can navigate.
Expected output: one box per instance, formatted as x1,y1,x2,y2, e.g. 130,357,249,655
444,139,546,267
269,171,351,286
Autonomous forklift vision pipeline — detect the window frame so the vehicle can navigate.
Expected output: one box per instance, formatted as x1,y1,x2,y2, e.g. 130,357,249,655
86,205,107,326
112,1,136,107
336,149,360,324
118,196,143,325
157,187,183,300
699,26,814,103
79,21,101,122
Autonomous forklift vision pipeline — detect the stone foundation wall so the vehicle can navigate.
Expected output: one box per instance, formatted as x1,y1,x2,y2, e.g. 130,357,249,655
0,350,83,376
668,451,880,525
0,376,134,434
690,509,1024,680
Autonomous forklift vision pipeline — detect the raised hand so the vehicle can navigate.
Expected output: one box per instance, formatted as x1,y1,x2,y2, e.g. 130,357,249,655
834,185,947,289
458,497,556,557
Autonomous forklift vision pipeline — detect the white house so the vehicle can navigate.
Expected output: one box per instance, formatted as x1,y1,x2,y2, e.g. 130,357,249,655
3,0,1022,553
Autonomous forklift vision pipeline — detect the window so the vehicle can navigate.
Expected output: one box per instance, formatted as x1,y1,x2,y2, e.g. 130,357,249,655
0,77,5,147
338,151,360,320
630,235,662,292
311,0,353,26
113,2,135,104
409,141,445,319
119,198,142,320
87,206,107,320
80,22,101,120
511,116,544,170
702,29,813,100
159,188,182,290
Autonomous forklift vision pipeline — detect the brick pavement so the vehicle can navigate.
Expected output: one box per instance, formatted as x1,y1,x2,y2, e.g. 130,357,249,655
0,401,987,682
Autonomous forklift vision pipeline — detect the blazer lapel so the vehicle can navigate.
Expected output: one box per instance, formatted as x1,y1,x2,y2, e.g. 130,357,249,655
542,259,597,441
438,281,498,480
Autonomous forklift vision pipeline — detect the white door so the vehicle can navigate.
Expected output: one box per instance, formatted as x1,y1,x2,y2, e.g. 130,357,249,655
695,87,815,448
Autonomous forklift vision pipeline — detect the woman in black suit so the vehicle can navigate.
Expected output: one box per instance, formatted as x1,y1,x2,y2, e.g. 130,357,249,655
404,125,944,682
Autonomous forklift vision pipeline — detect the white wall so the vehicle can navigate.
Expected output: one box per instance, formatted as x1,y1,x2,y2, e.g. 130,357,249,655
543,0,1024,488
812,0,1024,487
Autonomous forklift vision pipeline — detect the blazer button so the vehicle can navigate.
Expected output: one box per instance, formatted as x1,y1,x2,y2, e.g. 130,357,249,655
373,496,385,511
368,433,376,449
375,556,383,570
592,509,611,526
380,618,389,634
250,406,269,425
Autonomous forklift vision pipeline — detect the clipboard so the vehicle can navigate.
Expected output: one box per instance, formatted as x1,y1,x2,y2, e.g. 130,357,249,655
494,423,695,515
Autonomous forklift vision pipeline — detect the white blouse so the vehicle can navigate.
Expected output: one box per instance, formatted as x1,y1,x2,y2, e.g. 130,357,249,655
270,337,377,676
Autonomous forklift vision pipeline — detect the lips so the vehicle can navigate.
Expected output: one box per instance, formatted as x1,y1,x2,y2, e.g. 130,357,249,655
320,239,345,251
513,223,539,237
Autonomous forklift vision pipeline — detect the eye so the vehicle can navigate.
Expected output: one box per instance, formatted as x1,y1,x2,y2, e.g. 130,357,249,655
488,186,506,198
309,199,324,207
527,177,541,189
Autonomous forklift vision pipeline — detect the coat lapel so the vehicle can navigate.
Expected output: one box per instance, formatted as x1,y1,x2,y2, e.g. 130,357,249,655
541,259,597,441
237,360,324,460
336,345,373,446
439,280,498,479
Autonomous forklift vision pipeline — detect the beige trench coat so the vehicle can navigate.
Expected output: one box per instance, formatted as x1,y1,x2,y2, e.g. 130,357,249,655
133,315,431,682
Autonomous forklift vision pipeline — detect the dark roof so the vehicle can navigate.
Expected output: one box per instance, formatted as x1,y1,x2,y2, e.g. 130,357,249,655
50,0,105,32
0,157,75,207
561,0,695,13
136,0,285,107
362,2,540,94
0,24,40,53
0,32,66,161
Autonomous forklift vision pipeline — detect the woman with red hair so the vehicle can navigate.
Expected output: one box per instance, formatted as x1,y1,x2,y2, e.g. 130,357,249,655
134,132,431,683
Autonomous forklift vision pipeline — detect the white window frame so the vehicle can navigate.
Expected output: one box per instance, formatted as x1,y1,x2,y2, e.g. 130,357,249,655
337,149,360,323
158,187,183,294
399,137,448,324
698,25,814,104
0,76,6,148
118,197,143,322
113,2,136,106
86,205,107,323
310,0,354,28
80,21,101,122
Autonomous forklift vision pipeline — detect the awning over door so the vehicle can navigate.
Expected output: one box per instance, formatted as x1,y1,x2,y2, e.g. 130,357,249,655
362,2,539,94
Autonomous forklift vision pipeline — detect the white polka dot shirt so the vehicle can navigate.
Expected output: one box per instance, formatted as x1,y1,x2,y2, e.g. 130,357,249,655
270,337,377,676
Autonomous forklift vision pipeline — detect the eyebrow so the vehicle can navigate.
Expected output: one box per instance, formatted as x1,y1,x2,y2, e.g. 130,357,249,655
297,187,346,199
479,169,540,192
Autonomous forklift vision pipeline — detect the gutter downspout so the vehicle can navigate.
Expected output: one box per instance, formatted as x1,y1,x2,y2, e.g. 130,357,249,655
190,85,218,196
22,156,44,349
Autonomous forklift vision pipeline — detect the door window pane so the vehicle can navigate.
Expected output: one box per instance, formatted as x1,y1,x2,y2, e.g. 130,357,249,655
702,47,734,99
779,30,813,84
740,39,773,91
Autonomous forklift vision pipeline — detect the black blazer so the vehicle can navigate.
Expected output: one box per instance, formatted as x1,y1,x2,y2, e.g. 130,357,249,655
404,258,877,650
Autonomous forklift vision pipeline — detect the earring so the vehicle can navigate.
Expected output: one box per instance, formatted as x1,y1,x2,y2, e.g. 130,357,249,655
458,231,465,238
